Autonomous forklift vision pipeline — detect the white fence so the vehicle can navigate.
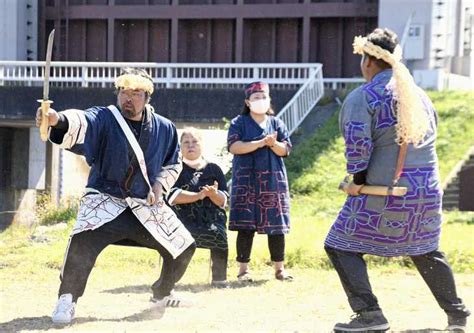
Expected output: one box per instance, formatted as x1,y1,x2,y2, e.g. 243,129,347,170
323,77,365,90
0,61,323,89
0,60,366,137
277,66,324,135
0,61,363,91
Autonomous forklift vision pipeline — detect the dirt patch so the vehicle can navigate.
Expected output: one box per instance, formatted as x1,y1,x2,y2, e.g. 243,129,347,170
0,268,472,332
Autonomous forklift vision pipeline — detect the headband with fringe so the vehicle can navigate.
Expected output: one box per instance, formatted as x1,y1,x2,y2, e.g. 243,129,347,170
115,73,154,95
353,36,430,146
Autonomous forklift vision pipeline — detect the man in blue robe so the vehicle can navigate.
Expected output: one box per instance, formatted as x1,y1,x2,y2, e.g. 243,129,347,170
36,68,196,324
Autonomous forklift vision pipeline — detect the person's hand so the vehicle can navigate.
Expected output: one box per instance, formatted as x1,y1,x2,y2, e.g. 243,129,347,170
197,189,206,200
346,181,364,196
201,181,219,198
152,182,164,203
264,133,277,147
35,107,59,127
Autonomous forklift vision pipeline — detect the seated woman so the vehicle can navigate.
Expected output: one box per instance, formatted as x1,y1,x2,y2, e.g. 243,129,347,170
166,127,229,287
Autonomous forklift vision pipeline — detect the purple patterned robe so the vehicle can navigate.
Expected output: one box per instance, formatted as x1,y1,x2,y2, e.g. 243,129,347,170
325,70,442,257
227,114,291,235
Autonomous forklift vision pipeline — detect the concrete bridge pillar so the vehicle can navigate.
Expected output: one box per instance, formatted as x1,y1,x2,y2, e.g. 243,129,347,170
0,127,60,229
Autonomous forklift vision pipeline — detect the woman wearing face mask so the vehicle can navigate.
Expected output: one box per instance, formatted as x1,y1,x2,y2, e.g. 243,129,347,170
227,81,293,282
167,127,229,288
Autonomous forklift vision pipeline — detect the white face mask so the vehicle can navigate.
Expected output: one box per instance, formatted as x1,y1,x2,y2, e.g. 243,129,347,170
249,99,270,114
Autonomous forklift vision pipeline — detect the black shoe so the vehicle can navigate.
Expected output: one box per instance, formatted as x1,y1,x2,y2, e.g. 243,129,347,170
334,310,390,332
447,315,467,332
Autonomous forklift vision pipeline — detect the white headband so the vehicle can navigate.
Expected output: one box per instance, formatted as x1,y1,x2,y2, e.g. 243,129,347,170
114,73,154,95
353,35,403,65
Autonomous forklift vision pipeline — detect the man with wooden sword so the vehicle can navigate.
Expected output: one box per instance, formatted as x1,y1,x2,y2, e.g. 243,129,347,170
36,31,196,324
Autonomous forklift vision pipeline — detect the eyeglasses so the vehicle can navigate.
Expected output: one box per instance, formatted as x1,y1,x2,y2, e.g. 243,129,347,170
119,90,145,100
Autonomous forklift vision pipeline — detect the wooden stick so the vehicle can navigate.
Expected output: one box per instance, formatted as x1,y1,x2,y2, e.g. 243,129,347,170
339,182,407,196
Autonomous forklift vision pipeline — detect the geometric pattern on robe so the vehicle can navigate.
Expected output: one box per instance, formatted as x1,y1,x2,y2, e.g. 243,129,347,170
167,162,229,251
51,106,194,258
227,114,291,235
325,70,442,257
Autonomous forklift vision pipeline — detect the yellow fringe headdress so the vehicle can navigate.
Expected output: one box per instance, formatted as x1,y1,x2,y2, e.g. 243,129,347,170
353,36,430,146
114,73,154,95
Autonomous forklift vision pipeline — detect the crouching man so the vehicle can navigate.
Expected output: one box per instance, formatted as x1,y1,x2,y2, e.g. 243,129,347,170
36,68,196,324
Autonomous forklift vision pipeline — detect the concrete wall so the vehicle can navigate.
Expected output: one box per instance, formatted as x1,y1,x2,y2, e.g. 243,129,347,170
0,86,297,124
379,0,473,89
28,127,46,190
0,127,37,229
379,0,434,70
0,0,38,60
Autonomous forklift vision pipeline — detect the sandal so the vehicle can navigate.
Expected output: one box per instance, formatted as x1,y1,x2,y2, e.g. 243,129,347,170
237,271,253,282
275,269,293,281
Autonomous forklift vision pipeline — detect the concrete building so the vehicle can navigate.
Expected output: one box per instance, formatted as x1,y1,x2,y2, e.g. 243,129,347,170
37,0,378,77
379,0,473,90
0,0,38,60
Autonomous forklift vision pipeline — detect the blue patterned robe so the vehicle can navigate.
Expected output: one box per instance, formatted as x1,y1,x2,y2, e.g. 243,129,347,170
227,114,291,235
325,70,442,257
48,105,194,258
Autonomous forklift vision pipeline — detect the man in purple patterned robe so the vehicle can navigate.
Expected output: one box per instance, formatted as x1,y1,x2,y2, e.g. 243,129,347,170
324,28,470,332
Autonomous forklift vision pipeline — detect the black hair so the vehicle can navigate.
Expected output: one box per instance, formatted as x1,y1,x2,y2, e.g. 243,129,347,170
365,28,399,69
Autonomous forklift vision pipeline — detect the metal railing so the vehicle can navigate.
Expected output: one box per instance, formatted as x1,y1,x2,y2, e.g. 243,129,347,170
0,60,333,189
323,77,365,90
276,65,324,135
0,61,321,89
0,60,361,91
0,60,326,136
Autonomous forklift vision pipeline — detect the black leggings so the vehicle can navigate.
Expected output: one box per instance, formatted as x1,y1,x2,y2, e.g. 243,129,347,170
210,248,228,281
236,230,285,263
325,246,471,318
59,208,196,302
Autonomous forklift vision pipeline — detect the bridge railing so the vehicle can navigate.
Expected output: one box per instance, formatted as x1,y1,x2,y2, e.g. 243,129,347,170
276,65,324,136
0,61,362,91
0,61,321,89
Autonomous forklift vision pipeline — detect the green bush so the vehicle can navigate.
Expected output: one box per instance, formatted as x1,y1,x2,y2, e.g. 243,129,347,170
36,193,78,226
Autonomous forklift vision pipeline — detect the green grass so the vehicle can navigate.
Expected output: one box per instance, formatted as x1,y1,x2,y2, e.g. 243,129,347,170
282,90,474,272
35,193,79,226
0,92,473,279
428,91,474,180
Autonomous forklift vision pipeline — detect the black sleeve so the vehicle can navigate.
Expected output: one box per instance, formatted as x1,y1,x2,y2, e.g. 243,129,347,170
353,170,367,185
49,113,69,144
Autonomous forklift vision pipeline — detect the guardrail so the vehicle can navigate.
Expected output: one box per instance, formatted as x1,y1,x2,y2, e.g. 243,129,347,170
0,61,321,89
0,61,362,91
276,65,324,135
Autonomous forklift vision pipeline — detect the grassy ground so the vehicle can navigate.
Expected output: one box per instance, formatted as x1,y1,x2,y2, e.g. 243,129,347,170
0,221,473,332
1,264,473,332
0,91,473,331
